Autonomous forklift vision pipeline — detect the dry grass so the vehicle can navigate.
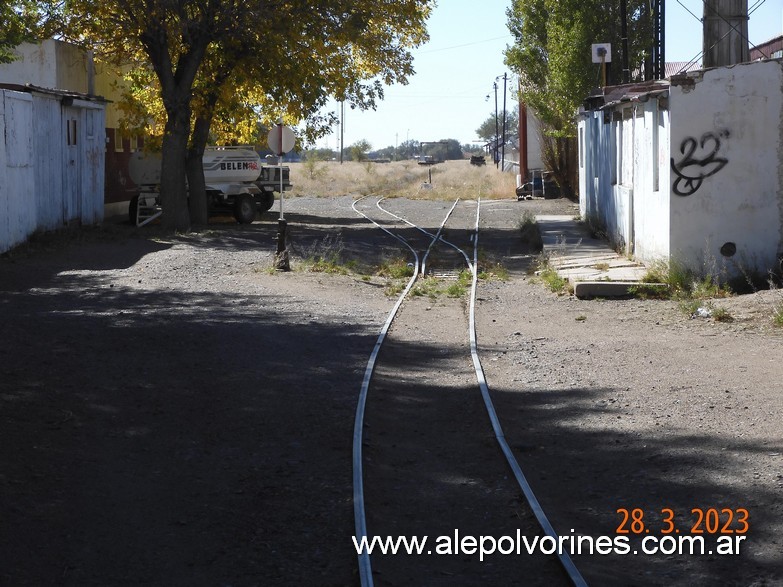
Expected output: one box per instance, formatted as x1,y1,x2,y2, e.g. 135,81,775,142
287,159,517,200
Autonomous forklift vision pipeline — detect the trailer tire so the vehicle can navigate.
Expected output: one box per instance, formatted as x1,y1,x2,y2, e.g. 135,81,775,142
234,193,257,224
257,191,275,213
128,195,139,225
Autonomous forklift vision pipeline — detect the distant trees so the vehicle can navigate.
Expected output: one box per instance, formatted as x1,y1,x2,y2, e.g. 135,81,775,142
350,139,372,161
475,110,519,143
301,148,338,161
310,137,467,162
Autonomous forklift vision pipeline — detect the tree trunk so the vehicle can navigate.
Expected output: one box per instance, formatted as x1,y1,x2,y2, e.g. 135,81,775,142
160,106,192,231
186,115,211,226
141,26,210,232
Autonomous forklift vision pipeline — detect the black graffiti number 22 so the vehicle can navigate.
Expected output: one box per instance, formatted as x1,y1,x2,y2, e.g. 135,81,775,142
671,131,729,196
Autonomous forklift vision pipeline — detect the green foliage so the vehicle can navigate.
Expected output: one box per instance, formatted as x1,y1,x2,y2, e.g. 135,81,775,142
412,277,441,299
773,301,783,327
538,266,569,293
301,151,329,180
475,110,519,142
351,139,372,162
377,258,415,279
0,2,40,64
504,0,653,197
446,282,467,298
711,306,733,322
47,0,433,229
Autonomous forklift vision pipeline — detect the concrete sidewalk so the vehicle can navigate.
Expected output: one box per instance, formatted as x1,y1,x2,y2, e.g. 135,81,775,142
536,215,650,298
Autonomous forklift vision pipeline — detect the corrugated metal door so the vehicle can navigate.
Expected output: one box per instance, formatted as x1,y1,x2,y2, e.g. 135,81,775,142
63,105,81,223
3,91,35,248
81,107,105,223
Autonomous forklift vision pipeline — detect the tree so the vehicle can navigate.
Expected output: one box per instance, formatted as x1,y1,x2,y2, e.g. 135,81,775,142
504,0,652,197
1,2,41,63
421,139,463,161
350,139,372,161
475,109,519,142
396,139,420,160
51,0,433,230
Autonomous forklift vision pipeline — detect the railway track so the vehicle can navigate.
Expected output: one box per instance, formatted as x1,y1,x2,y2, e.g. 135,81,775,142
351,195,587,586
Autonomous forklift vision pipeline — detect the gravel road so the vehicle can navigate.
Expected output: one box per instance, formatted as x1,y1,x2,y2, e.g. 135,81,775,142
1,195,781,586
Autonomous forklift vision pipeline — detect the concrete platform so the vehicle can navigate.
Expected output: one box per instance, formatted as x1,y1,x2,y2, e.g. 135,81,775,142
536,215,651,298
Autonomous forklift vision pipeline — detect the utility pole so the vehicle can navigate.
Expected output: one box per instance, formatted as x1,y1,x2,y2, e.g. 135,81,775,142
652,0,665,79
501,73,507,172
703,0,749,67
621,0,630,83
339,101,345,164
493,81,499,168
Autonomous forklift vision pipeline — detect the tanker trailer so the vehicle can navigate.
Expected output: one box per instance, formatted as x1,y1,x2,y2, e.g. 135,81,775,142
128,146,291,226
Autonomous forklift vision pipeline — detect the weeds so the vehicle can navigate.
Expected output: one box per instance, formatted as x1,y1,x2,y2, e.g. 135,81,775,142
773,301,783,327
518,210,543,251
538,265,569,294
301,152,329,180
287,160,517,201
298,233,350,274
446,282,467,297
531,252,570,295
412,277,441,299
376,258,414,279
711,306,733,322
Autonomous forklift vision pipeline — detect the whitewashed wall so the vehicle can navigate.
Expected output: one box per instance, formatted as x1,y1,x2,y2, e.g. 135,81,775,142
0,91,36,252
0,41,58,88
580,57,783,276
631,102,670,262
0,40,89,94
0,89,105,253
579,98,670,261
668,60,783,275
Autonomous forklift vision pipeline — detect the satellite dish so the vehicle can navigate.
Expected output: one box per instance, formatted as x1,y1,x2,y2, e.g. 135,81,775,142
591,43,612,63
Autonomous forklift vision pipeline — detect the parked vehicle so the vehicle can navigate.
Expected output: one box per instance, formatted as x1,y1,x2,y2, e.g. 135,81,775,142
128,146,292,225
516,175,560,200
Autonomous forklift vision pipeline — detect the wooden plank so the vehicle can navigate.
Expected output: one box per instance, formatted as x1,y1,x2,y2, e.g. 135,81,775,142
3,91,35,249
33,94,64,230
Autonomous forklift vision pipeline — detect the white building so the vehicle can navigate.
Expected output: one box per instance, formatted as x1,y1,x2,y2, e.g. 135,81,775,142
578,58,783,278
0,84,106,253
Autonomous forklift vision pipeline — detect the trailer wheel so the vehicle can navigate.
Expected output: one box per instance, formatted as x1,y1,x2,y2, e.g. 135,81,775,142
128,195,139,225
257,191,275,213
233,193,257,224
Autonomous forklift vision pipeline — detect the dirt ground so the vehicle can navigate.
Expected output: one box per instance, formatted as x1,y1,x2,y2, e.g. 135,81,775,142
1,195,782,586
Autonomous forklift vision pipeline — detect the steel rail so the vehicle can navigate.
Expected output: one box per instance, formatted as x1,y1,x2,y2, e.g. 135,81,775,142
352,194,587,587
350,195,459,587
375,197,473,274
467,198,588,587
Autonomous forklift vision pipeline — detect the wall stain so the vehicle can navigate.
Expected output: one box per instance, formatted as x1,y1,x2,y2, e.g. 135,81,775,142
671,131,729,196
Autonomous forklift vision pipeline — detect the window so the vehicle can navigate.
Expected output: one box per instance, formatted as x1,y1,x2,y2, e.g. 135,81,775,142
114,129,124,152
86,110,95,140
66,119,77,146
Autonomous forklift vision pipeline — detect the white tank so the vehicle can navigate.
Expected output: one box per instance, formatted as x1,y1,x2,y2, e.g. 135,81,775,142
128,147,263,186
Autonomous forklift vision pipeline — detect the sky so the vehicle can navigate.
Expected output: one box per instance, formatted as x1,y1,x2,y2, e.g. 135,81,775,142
316,0,783,152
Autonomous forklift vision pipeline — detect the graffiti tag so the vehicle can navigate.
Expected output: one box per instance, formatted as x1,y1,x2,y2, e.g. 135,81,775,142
670,131,729,196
